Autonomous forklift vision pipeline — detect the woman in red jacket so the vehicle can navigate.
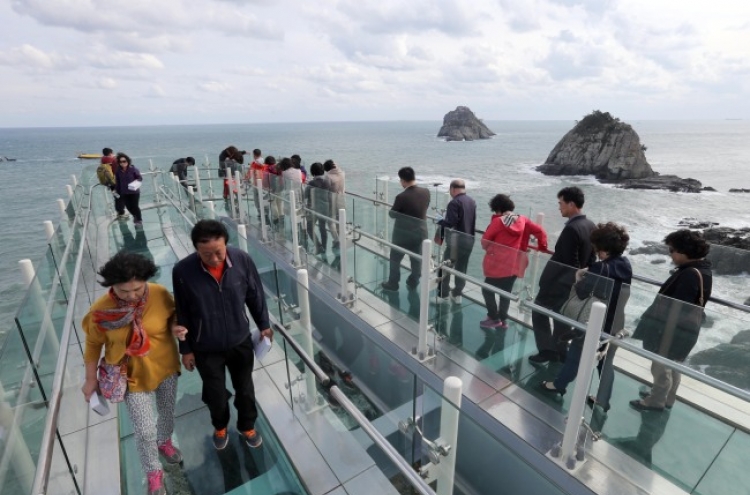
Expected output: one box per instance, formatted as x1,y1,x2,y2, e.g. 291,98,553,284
480,194,547,329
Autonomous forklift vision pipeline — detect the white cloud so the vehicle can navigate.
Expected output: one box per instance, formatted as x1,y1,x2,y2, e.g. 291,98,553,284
97,77,117,90
197,81,232,93
1,0,749,126
0,44,73,71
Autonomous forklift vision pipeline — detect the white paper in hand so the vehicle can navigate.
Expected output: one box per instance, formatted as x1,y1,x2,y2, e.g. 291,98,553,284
90,392,110,416
251,330,272,360
128,180,142,191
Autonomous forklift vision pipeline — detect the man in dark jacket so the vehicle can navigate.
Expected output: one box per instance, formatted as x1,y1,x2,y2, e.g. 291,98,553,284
530,186,596,364
436,179,476,304
304,162,331,254
170,156,195,187
381,167,431,291
172,220,273,450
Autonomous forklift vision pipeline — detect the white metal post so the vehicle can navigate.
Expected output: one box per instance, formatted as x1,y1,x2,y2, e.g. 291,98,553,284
338,208,352,304
296,269,319,411
57,199,66,219
194,167,203,202
289,190,301,267
65,185,73,199
149,159,158,203
206,155,215,199
382,180,390,243
228,174,236,219
71,174,77,187
234,170,245,223
437,376,462,495
237,224,248,253
18,259,60,364
174,174,184,209
256,179,268,242
527,212,546,310
205,201,215,220
554,301,607,470
416,238,433,360
187,185,196,213
43,221,54,242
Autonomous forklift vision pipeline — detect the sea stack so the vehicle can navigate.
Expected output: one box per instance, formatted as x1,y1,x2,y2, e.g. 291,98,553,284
537,110,654,180
437,106,495,141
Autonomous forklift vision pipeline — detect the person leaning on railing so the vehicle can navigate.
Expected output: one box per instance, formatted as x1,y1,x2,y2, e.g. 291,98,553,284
81,251,184,495
630,229,713,412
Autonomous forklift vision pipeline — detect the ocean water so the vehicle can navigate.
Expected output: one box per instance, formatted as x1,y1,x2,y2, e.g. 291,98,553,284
1,120,749,347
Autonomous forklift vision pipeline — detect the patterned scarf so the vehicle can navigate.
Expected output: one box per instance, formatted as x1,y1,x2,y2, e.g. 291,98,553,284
92,283,151,357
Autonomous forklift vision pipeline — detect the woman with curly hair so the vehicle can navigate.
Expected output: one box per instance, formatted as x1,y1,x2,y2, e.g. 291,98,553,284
81,252,183,495
630,229,712,412
540,222,632,408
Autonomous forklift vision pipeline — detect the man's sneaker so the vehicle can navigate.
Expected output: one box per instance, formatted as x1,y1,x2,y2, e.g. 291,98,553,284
213,428,229,450
147,470,166,495
134,220,143,226
479,318,501,329
450,293,462,305
406,280,419,290
436,295,450,304
380,281,399,292
117,213,129,220
158,438,183,464
241,429,263,448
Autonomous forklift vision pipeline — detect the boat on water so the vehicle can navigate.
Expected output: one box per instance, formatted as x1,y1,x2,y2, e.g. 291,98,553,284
76,153,102,159
4,161,749,495
0,156,17,162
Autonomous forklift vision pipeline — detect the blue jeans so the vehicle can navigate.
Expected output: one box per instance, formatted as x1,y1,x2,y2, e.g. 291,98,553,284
553,336,584,391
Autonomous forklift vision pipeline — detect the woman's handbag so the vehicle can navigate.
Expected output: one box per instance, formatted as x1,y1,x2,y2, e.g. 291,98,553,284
97,357,128,403
560,263,608,324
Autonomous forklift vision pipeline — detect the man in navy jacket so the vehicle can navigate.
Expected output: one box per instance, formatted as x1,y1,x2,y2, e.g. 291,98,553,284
172,220,273,450
530,186,596,364
436,179,476,303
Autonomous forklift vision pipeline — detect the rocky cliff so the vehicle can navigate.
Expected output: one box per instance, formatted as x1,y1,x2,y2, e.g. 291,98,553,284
437,106,495,141
537,111,654,180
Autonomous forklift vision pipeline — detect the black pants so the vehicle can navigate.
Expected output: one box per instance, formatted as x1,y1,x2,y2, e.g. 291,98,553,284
194,336,258,432
306,215,327,251
482,276,517,321
387,237,423,287
116,193,142,221
438,242,473,297
531,287,569,355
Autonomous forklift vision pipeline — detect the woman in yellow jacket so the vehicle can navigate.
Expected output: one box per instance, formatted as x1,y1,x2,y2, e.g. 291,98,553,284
81,252,182,495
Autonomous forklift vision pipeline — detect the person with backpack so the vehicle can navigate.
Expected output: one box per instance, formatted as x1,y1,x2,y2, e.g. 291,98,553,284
97,148,122,216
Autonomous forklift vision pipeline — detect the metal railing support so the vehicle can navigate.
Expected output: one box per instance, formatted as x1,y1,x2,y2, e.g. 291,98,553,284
237,224,248,253
0,381,35,494
296,269,320,411
436,376,462,495
57,199,66,220
70,174,77,187
227,175,236,219
194,167,203,203
205,200,215,220
337,208,353,305
416,238,434,361
234,170,245,224
43,221,54,242
65,185,73,199
525,212,545,320
173,174,184,210
256,179,268,242
289,190,302,267
148,159,159,203
550,301,607,470
187,185,196,213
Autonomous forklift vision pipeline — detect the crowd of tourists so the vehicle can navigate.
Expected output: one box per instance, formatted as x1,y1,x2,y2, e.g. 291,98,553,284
85,153,712,495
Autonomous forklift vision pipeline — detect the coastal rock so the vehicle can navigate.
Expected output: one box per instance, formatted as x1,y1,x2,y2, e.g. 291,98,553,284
729,188,750,193
437,106,495,141
613,175,703,193
537,111,654,180
629,241,668,256
689,330,750,390
744,297,750,306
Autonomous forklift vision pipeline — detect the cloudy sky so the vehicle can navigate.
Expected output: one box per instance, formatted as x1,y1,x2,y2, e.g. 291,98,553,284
1,0,748,127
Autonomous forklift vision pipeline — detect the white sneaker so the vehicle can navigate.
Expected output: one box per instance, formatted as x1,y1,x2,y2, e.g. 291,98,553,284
450,293,462,305
435,295,450,304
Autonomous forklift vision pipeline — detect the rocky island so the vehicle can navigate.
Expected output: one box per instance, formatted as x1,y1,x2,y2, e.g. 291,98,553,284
537,110,704,192
437,106,495,141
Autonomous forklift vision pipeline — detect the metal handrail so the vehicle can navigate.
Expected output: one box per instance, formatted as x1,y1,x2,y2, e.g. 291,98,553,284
31,189,93,494
272,323,436,495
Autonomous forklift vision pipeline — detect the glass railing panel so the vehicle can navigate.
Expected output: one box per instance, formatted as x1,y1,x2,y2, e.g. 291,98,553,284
418,377,571,495
0,326,52,495
693,429,750,495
